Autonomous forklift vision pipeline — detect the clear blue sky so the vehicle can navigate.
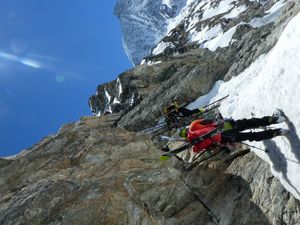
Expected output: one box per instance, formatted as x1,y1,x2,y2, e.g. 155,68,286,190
0,0,132,157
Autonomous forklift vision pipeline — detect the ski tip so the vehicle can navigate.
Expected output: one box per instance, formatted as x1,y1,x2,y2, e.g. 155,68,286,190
160,155,170,161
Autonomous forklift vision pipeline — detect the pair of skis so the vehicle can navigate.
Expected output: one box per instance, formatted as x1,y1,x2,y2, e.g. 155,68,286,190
160,123,224,160
160,125,270,161
141,95,228,135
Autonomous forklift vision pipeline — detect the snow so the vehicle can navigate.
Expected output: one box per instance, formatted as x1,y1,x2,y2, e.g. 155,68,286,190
188,12,300,200
192,0,207,13
266,0,287,14
141,59,162,65
201,0,235,21
172,0,287,54
152,41,173,55
166,0,203,33
113,98,121,104
249,0,287,28
203,23,242,51
147,60,162,65
189,24,223,43
140,59,146,65
129,93,135,105
186,81,224,110
154,0,287,57
222,4,248,19
117,78,123,98
104,88,112,113
162,0,172,8
104,88,111,103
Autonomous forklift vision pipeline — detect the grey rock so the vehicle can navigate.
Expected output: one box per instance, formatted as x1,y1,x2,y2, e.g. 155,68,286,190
1,117,300,225
0,158,12,169
118,51,228,131
89,49,228,127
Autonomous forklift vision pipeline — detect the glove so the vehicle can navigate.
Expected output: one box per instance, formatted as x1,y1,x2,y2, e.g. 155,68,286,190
198,107,205,113
223,121,233,131
161,145,170,152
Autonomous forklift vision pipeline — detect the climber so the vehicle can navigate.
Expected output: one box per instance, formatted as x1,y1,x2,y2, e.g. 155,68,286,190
178,110,289,153
163,95,228,126
164,100,206,126
164,100,205,118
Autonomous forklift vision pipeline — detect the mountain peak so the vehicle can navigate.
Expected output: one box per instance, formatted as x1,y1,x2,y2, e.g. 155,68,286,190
114,0,188,65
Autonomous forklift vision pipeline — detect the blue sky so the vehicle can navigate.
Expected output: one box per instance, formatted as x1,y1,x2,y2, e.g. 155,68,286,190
0,0,131,156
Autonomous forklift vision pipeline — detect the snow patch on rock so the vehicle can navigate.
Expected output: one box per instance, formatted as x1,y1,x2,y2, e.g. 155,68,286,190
203,23,243,51
249,0,288,28
201,0,236,21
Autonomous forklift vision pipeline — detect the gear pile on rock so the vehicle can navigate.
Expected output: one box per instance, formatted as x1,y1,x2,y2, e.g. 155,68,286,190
138,96,289,169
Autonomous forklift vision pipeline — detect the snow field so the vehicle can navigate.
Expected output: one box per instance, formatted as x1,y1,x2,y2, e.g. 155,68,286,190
249,0,288,28
152,0,288,57
188,11,300,200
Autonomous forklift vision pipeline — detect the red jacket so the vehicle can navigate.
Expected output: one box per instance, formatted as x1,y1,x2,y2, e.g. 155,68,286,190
187,119,221,153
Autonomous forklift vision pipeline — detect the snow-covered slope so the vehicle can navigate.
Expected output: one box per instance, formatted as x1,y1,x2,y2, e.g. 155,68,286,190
150,0,288,57
188,11,300,200
114,0,188,65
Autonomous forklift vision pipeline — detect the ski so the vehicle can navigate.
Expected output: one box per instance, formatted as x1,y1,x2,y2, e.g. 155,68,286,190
142,95,228,136
166,95,229,129
190,123,224,145
160,123,224,160
184,147,226,170
160,142,191,161
141,121,167,134
181,96,228,124
159,135,186,142
204,95,229,109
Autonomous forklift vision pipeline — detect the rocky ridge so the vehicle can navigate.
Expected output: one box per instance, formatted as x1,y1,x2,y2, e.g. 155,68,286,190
1,116,299,225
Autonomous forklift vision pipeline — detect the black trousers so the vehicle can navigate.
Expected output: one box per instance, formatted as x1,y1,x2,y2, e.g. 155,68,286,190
221,116,280,143
178,107,199,117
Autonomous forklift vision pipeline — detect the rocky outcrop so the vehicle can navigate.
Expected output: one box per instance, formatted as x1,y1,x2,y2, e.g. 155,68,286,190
118,50,228,131
1,116,299,225
0,158,12,169
89,49,228,121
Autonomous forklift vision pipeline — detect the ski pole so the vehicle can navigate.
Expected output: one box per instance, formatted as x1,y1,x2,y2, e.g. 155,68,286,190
141,122,166,133
204,95,229,108
241,142,269,152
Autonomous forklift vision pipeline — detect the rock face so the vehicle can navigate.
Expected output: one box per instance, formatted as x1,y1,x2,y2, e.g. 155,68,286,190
89,49,228,124
1,116,299,225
